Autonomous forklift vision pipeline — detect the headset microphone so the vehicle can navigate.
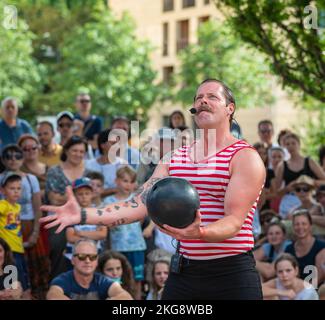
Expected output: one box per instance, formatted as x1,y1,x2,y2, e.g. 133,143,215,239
189,107,197,114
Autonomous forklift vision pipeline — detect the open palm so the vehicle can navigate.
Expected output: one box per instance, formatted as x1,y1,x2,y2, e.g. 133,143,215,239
40,186,81,233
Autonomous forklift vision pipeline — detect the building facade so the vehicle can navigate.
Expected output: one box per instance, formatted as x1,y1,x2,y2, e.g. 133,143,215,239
109,0,308,144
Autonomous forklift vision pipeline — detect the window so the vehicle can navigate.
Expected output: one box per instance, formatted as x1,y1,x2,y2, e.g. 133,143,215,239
163,0,174,12
183,0,195,8
204,0,210,4
198,16,210,25
163,23,169,56
163,66,174,84
176,20,189,52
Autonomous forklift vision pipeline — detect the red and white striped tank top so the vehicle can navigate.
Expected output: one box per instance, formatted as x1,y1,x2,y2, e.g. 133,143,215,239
168,140,258,260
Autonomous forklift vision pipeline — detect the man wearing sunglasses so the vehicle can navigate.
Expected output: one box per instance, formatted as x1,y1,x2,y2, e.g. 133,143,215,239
74,93,102,154
47,239,132,300
57,111,74,146
0,97,34,150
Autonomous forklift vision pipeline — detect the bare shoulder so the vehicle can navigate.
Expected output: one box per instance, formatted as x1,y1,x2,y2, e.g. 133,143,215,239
230,147,266,176
263,278,276,288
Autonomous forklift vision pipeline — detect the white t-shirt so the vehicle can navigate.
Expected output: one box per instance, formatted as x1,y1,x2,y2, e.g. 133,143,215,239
85,157,126,189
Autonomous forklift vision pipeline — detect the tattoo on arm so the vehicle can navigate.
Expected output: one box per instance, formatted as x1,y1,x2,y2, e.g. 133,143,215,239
96,210,103,216
108,219,126,228
136,177,162,205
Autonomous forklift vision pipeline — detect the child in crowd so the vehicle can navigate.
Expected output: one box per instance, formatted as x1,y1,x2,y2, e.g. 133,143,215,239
98,250,136,299
104,166,146,300
85,171,111,249
262,253,319,300
254,221,292,282
0,172,30,298
85,171,105,207
146,259,170,300
64,177,107,269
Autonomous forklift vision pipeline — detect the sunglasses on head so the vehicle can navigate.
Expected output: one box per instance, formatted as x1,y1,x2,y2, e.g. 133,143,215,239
22,146,38,152
73,253,98,261
3,153,23,160
295,187,310,193
58,122,72,128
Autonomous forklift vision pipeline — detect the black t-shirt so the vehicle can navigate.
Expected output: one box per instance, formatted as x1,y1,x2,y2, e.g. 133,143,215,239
285,238,325,279
74,114,102,140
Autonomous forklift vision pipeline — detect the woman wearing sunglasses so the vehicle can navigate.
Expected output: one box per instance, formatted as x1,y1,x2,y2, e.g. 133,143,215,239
17,135,48,199
0,144,50,299
274,133,325,219
287,175,325,240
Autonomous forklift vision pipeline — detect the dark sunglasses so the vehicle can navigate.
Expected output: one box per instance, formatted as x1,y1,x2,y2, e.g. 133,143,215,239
3,153,23,160
22,146,38,152
73,253,98,261
259,129,272,133
58,122,72,128
79,99,91,104
295,187,310,193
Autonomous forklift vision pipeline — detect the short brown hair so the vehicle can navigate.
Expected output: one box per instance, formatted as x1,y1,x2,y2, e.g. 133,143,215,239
116,166,137,183
283,132,300,145
274,253,299,272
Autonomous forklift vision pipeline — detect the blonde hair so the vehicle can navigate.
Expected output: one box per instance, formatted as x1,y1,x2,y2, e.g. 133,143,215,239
116,166,137,183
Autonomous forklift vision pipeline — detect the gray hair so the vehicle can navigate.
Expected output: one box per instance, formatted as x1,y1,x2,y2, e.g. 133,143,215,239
1,97,19,109
72,238,98,255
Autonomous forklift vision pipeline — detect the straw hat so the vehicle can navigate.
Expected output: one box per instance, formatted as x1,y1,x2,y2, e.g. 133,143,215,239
292,175,315,189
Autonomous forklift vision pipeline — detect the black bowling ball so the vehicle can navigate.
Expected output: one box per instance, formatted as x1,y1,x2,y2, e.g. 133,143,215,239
146,177,200,228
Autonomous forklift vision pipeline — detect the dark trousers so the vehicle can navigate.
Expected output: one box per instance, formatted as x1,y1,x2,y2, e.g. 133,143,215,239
162,251,263,300
48,227,67,281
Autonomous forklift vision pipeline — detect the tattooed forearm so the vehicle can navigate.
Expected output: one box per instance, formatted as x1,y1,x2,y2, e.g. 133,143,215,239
139,177,162,205
129,198,139,208
96,209,103,216
108,218,126,228
133,186,144,197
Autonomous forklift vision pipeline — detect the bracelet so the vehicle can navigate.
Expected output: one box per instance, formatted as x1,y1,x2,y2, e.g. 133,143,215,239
80,208,87,225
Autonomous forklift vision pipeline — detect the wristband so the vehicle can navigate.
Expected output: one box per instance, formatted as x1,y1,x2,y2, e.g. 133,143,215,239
80,208,87,225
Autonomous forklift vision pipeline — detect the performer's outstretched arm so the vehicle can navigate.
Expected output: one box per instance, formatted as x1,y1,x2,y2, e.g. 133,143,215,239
40,162,169,233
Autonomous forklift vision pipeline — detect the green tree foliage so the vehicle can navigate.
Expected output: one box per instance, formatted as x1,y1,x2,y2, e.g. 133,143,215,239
173,20,274,108
214,0,325,104
0,2,44,106
214,0,324,155
298,109,325,160
4,1,157,124
49,11,157,123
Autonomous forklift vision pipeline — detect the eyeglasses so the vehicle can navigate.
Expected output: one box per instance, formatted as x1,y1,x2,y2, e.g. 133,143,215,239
295,187,310,193
73,253,98,261
3,153,23,161
58,122,72,128
78,99,91,104
259,129,272,133
22,146,38,152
